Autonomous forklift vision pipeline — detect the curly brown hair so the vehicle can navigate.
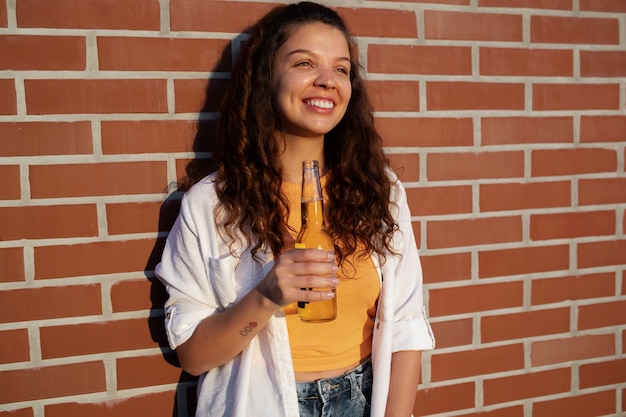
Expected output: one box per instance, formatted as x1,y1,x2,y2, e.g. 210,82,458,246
189,2,398,265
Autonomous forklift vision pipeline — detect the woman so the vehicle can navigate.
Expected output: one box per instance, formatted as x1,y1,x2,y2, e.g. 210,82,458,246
156,2,435,417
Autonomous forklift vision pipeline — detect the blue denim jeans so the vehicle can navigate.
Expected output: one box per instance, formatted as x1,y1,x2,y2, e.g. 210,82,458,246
296,359,373,417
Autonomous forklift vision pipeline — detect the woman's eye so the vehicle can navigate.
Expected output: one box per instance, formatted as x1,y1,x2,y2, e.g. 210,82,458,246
336,67,349,75
296,61,313,68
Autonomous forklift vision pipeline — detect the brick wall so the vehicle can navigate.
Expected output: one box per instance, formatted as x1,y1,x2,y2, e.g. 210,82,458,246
1,0,625,416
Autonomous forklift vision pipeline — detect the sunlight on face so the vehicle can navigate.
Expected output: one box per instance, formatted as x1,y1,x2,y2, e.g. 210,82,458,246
272,22,352,141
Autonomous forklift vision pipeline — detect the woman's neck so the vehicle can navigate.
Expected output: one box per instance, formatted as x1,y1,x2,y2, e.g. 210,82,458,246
279,134,325,183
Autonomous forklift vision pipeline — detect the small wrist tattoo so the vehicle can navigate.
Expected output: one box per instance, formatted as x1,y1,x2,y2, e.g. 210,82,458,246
239,321,258,336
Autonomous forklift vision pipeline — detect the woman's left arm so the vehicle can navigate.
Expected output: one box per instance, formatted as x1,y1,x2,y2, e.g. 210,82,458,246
385,350,422,417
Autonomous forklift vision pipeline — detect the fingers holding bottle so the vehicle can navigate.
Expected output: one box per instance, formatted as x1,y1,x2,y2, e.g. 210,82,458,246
256,248,338,307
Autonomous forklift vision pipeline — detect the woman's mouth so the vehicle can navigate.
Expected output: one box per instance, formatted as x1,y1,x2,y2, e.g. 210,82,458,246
305,99,334,109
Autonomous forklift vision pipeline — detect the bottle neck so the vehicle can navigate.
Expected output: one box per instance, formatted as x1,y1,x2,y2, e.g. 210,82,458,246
300,160,326,230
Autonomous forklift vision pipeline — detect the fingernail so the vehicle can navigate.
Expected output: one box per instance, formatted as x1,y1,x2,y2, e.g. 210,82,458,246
326,291,336,298
331,264,338,273
331,278,340,285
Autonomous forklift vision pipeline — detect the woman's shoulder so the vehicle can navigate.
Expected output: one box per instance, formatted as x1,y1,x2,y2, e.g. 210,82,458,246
180,172,220,207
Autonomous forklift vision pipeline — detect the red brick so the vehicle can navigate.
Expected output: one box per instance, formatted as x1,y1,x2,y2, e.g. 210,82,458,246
480,47,572,76
388,153,419,183
481,308,570,343
421,252,472,284
377,117,473,147
107,202,166,235
581,51,626,77
0,408,33,417
431,344,524,381
478,0,571,9
0,329,30,364
0,165,20,200
530,210,615,240
176,157,197,185
0,361,105,404
117,354,187,389
580,359,626,388
532,272,615,305
414,382,475,416
480,181,570,212
427,82,525,111
429,281,523,317
0,79,16,115
579,300,626,330
40,318,159,358
533,390,616,417
45,390,178,417
0,205,98,241
581,0,626,12
579,178,626,205
174,78,228,113
368,45,471,75
482,116,573,145
453,406,524,417
533,83,619,110
428,318,472,349
367,81,419,112
400,0,469,4
34,238,160,279
581,115,626,142
339,7,417,38
0,1,6,27
16,0,159,30
406,185,472,216
98,37,231,72
531,333,614,366
0,35,85,70
25,79,168,115
425,10,522,41
532,148,617,177
101,120,195,154
484,368,570,406
479,245,569,278
170,0,274,32
0,121,92,156
578,239,626,269
0,285,101,323
0,247,24,282
112,278,166,313
428,216,523,249
428,151,524,181
531,15,619,44
30,161,167,198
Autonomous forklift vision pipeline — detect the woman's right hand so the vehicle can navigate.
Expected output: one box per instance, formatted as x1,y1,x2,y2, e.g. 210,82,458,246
256,248,338,307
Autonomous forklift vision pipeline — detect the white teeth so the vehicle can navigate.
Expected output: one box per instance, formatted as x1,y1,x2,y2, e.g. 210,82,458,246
306,99,333,109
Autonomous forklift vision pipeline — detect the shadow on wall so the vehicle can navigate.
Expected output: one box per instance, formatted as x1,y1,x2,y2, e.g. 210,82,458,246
145,38,235,417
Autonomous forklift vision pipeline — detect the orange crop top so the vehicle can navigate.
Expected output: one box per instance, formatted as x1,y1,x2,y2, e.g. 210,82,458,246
282,179,380,373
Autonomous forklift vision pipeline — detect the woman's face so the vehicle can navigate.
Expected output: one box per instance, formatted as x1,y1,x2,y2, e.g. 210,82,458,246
272,22,352,140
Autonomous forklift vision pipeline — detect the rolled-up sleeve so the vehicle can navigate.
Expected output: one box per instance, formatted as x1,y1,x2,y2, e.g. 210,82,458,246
387,179,435,352
155,185,219,350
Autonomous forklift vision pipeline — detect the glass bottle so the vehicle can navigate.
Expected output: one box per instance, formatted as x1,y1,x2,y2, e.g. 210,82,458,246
295,160,337,323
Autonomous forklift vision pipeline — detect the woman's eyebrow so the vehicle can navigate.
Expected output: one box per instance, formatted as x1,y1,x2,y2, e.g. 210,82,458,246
286,48,351,64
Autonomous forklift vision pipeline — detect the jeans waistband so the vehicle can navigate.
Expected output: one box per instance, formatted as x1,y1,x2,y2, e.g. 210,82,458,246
296,359,372,404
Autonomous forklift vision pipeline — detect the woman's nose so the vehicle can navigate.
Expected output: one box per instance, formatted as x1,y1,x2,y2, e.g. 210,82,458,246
313,68,336,89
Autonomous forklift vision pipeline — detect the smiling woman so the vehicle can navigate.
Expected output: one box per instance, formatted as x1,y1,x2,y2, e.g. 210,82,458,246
155,2,435,417
272,22,352,149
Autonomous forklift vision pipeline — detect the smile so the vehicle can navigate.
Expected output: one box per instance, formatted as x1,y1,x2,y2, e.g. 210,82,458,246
305,99,334,109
